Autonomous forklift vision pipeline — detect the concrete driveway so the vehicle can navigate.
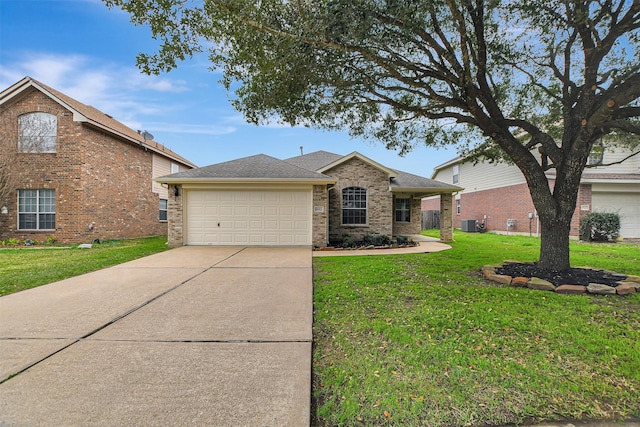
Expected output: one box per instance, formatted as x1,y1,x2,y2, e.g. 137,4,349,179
0,246,312,426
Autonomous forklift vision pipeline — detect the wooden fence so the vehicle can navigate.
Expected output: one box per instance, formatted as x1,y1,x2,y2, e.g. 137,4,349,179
421,210,440,230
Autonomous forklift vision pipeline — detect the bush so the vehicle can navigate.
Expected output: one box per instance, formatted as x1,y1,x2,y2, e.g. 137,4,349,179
580,212,620,242
363,234,392,246
396,235,409,245
342,234,357,248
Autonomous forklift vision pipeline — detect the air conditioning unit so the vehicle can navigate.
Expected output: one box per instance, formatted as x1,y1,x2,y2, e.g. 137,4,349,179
461,219,477,232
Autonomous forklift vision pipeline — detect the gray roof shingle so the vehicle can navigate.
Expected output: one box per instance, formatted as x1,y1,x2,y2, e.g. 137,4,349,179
284,151,344,171
158,154,333,180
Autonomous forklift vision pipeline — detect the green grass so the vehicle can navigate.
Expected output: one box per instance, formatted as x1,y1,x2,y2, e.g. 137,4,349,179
0,236,169,296
313,231,640,426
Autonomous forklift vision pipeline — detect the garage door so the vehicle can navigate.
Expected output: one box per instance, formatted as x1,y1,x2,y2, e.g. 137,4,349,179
186,190,311,245
592,192,640,238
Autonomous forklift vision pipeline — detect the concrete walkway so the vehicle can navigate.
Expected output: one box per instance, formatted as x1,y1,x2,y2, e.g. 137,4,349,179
0,247,312,426
313,235,452,257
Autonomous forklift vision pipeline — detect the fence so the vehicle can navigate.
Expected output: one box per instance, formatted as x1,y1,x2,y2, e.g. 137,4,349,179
421,210,440,230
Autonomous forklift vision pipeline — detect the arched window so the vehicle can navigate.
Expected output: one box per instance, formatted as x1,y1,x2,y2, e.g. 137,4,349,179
342,187,367,225
18,112,57,153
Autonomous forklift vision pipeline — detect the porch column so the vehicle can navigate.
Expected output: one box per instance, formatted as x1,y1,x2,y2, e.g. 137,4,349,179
440,193,453,242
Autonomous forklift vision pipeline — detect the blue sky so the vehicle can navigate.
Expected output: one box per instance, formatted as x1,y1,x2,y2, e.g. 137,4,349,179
0,0,459,175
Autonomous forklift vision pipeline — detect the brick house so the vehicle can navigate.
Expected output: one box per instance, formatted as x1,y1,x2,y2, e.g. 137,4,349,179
156,150,461,247
422,148,640,238
0,76,196,244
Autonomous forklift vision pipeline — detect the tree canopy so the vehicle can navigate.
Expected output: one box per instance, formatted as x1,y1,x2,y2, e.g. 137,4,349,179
105,0,640,270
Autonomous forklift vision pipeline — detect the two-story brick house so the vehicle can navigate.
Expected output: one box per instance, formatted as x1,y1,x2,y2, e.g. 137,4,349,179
0,76,195,244
422,147,640,238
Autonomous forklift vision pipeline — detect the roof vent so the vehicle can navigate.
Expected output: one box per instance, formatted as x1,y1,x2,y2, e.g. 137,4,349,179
141,130,154,141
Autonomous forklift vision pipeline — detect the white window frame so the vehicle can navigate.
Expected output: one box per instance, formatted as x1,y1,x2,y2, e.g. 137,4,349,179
394,198,411,223
342,187,367,225
159,199,168,221
452,165,459,184
456,199,461,215
18,189,56,230
171,163,180,174
18,112,57,153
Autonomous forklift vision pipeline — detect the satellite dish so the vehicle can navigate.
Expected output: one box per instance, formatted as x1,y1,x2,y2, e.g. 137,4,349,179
141,130,154,141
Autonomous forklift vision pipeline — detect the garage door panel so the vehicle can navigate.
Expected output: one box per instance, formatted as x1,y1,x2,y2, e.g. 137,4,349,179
186,190,311,245
592,192,639,238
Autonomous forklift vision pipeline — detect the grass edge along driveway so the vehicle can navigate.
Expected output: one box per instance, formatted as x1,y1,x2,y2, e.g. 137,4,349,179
0,236,169,296
312,232,640,427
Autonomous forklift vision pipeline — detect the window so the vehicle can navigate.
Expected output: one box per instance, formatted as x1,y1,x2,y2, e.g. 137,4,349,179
588,144,604,166
342,187,367,225
18,189,56,230
452,165,459,184
159,199,168,221
395,198,411,222
18,112,57,153
171,163,179,174
456,199,461,215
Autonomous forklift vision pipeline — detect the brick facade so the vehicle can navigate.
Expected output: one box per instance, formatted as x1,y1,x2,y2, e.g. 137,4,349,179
0,86,179,244
325,158,390,242
421,182,590,237
312,185,329,246
167,184,184,247
391,196,422,235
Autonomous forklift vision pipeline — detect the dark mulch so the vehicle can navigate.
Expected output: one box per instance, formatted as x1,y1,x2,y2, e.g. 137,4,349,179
496,263,626,287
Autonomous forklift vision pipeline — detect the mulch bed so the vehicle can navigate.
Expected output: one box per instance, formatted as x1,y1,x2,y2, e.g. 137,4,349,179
496,263,626,287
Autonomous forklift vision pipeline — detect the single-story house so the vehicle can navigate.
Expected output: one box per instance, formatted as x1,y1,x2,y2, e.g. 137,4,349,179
157,150,462,247
422,146,640,238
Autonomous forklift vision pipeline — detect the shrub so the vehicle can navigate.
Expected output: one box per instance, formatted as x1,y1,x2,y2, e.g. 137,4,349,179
45,236,57,245
363,234,392,246
580,212,620,242
396,235,409,245
342,234,357,248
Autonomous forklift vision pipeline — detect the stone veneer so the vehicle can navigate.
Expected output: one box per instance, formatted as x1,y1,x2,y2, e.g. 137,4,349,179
167,184,184,247
312,185,329,247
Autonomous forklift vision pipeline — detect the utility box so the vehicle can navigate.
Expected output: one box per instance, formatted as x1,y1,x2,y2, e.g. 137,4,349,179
461,219,477,232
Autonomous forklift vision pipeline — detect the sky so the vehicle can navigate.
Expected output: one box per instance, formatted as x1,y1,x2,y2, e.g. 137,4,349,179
0,0,459,175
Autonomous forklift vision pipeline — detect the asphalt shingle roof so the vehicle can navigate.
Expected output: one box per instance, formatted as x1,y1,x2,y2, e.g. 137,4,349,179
158,154,333,180
284,151,344,171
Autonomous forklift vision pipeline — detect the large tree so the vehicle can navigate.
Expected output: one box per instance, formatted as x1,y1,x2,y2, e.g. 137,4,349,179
105,0,640,270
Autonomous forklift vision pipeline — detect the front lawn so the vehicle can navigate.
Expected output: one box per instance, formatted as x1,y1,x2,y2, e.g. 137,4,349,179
0,236,169,296
313,232,640,426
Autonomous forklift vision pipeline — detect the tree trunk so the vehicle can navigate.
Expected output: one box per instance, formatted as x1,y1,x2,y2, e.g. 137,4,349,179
537,212,572,271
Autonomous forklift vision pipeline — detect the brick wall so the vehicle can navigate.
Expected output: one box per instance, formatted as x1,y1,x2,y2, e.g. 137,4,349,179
167,184,183,247
325,158,393,242
421,183,589,237
392,196,422,235
312,185,329,246
0,87,168,244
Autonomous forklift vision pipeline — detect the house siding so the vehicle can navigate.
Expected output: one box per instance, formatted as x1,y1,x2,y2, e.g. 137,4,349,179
325,158,393,242
0,86,188,244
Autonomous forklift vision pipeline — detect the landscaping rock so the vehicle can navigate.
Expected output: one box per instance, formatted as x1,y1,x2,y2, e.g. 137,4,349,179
78,244,92,249
486,273,512,285
617,281,640,291
587,283,616,295
527,277,555,291
555,284,587,295
510,277,529,287
482,266,496,279
616,283,637,295
624,275,640,284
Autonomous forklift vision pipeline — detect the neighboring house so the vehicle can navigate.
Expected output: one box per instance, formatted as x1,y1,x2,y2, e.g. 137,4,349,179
422,147,640,238
156,150,461,247
0,76,196,244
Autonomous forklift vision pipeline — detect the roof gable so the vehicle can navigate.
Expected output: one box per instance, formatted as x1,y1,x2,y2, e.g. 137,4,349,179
0,76,195,168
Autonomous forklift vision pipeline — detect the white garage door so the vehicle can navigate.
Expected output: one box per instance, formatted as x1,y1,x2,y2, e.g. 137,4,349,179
186,190,311,245
592,192,640,238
